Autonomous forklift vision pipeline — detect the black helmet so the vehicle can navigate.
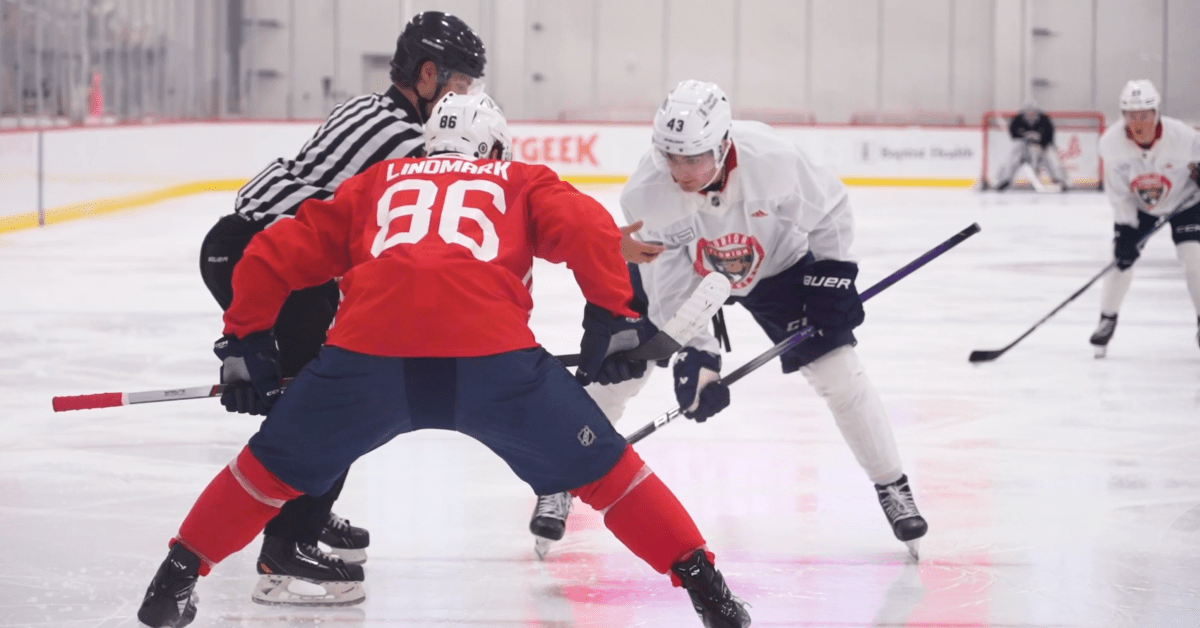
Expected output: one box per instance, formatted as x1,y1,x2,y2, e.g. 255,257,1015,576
390,12,486,88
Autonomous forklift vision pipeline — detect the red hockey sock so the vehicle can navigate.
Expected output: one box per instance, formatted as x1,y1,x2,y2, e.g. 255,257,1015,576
571,445,706,580
174,446,301,575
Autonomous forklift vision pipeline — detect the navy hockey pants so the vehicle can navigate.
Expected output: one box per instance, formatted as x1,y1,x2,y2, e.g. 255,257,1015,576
248,346,628,497
729,253,857,374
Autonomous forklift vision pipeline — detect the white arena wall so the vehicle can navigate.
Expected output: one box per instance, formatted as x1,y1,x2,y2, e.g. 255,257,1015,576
0,121,987,232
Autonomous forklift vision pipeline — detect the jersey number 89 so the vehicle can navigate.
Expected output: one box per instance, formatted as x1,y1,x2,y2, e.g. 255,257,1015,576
370,178,506,261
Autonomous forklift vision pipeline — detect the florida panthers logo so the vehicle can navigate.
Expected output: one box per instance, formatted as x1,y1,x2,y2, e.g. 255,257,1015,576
1130,173,1171,208
693,233,764,289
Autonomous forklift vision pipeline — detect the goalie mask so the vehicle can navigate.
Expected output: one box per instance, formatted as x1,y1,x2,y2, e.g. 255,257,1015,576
424,92,512,160
651,80,732,191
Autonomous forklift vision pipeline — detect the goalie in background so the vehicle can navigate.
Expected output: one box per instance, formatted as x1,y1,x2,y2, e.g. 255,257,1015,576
985,101,1069,192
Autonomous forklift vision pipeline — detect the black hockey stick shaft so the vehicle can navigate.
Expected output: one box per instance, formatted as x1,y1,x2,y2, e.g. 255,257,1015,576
625,222,982,445
968,206,1187,363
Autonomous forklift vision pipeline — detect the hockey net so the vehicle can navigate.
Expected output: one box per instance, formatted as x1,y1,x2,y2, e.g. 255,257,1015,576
981,110,1106,189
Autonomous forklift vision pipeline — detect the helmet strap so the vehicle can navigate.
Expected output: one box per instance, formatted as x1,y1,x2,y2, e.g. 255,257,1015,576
699,138,731,192
412,63,450,125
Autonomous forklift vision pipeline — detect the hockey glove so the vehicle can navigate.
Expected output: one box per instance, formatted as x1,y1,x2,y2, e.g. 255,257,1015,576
576,302,653,386
1113,223,1144,270
673,348,730,423
213,330,283,415
801,259,866,334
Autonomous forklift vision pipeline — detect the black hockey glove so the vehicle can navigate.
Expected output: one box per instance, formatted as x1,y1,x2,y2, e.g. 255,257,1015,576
1113,223,1144,270
801,259,866,334
673,348,730,423
213,330,283,415
576,302,653,386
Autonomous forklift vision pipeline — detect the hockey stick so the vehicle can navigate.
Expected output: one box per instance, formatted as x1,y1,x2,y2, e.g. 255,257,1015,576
624,222,982,445
968,206,1187,363
51,274,732,412
555,271,731,367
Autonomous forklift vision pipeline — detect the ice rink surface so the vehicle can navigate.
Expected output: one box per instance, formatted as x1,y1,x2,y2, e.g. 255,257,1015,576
2,185,1198,627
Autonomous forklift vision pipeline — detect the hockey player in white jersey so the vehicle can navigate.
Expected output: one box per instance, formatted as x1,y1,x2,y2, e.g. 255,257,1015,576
530,79,928,560
1089,79,1200,357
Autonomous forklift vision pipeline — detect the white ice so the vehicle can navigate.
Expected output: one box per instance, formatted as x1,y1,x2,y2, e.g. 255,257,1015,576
1,186,1198,628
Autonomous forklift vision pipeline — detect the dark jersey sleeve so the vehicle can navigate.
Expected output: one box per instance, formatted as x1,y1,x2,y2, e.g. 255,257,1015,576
1010,113,1055,147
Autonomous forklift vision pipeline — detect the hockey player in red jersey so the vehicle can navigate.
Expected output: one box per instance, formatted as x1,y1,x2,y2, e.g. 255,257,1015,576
136,92,750,628
196,12,489,605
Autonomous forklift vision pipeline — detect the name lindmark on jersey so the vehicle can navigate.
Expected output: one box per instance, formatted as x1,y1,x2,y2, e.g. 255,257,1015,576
694,232,764,290
389,159,510,181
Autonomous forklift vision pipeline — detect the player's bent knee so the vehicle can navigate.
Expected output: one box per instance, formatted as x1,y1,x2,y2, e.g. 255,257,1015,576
232,446,304,505
800,345,866,398
571,445,647,512
1177,240,1200,264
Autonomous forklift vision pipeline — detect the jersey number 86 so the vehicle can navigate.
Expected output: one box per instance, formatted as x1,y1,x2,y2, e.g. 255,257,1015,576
370,178,506,261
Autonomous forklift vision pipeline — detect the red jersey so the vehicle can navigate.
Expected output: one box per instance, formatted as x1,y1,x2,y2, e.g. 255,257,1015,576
224,154,637,357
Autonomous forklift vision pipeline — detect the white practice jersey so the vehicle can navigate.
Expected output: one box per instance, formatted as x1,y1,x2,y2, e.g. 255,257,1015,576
234,86,427,228
621,120,855,354
1099,116,1200,226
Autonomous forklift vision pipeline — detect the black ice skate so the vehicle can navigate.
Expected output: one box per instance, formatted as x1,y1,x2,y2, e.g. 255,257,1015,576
319,512,370,565
253,536,365,606
875,475,928,560
529,491,572,560
137,543,200,628
1090,313,1118,358
670,550,752,628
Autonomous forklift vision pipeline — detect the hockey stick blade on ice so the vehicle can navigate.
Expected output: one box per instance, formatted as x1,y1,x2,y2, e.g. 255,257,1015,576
624,222,981,445
51,274,733,412
556,271,732,367
968,206,1188,363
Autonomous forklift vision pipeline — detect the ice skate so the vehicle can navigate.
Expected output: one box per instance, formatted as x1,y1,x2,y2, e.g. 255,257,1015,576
137,543,200,628
253,536,365,606
529,492,572,559
875,475,928,560
320,512,369,565
1089,313,1118,358
670,549,752,628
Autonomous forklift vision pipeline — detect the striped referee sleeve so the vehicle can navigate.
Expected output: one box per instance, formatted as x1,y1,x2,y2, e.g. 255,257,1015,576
234,86,426,227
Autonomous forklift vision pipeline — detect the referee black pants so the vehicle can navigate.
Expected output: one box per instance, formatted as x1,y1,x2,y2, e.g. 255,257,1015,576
200,212,349,545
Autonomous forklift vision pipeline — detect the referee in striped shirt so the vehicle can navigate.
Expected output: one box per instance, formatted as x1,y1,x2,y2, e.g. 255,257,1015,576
197,11,486,605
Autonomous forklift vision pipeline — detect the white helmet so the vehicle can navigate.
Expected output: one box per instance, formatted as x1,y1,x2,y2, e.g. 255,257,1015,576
652,80,732,158
1119,79,1160,112
424,92,512,160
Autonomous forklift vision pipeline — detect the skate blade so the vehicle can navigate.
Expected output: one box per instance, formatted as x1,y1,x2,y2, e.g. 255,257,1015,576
322,545,367,566
534,537,554,561
1093,345,1107,359
905,539,921,560
252,575,365,607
